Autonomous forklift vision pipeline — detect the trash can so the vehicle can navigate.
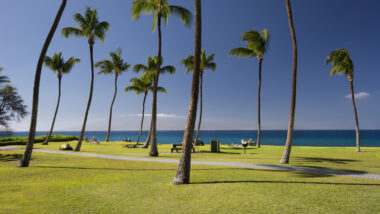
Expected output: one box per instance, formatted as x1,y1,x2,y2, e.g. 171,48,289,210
210,139,220,153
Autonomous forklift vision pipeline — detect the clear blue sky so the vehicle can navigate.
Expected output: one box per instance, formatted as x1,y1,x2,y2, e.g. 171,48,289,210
0,0,379,131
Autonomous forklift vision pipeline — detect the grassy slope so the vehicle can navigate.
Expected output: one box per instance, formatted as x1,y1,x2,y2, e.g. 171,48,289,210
1,148,379,214
32,141,380,174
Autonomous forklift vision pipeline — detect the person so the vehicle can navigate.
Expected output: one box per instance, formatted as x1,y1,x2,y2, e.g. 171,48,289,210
91,136,97,144
123,137,128,142
84,136,88,142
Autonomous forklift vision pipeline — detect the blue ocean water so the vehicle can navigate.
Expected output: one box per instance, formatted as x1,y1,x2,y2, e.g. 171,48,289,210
1,130,379,147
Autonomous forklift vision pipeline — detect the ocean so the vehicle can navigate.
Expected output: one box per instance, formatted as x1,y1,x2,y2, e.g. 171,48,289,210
1,130,379,147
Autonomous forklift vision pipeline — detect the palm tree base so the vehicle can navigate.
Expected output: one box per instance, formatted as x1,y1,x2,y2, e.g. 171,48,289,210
149,151,158,157
355,148,361,152
280,159,289,164
172,178,189,185
42,142,48,145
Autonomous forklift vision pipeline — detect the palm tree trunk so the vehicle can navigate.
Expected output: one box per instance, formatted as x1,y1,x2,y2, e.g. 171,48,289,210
149,14,162,157
136,92,147,144
280,0,298,164
142,120,152,148
18,0,67,167
106,75,118,142
257,58,262,148
194,72,203,144
173,0,202,185
349,80,360,152
75,42,95,151
43,75,62,145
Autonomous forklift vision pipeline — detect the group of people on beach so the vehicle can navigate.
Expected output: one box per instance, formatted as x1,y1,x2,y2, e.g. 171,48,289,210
84,136,99,144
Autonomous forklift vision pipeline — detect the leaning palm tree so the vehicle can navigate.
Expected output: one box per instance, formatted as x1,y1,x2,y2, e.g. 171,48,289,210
61,7,109,151
133,55,175,150
182,49,216,144
125,73,166,145
43,53,80,145
96,49,130,142
326,49,360,152
18,0,67,167
173,0,202,185
132,0,192,156
280,0,298,164
229,29,269,148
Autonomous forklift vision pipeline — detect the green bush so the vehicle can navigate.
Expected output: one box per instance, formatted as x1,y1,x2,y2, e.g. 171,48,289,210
0,135,79,146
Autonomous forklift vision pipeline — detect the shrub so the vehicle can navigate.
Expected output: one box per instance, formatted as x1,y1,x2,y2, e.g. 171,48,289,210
0,135,79,146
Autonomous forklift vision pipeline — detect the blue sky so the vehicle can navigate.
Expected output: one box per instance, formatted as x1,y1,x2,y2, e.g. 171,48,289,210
0,0,379,131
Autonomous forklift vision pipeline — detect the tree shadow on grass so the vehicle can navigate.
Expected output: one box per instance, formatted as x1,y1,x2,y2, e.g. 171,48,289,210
294,157,359,164
192,180,380,186
0,154,23,162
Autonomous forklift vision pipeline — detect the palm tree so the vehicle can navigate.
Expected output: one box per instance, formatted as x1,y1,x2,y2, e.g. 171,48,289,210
125,74,166,145
18,0,67,167
181,49,216,144
280,0,298,164
61,7,109,151
43,52,80,145
95,49,130,142
132,0,192,156
133,55,175,151
173,0,202,185
326,49,360,152
229,29,270,148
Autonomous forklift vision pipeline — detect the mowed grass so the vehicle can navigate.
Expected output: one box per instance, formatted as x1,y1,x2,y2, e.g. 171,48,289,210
32,141,380,174
1,143,380,213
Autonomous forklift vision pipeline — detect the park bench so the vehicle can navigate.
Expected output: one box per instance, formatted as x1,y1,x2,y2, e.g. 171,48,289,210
171,143,195,153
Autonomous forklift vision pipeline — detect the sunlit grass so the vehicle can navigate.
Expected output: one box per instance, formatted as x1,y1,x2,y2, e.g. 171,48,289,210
0,148,379,214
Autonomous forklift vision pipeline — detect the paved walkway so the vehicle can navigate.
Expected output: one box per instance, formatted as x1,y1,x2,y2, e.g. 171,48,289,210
2,146,380,180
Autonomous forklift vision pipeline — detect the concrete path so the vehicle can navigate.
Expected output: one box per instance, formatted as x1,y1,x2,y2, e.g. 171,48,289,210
2,146,380,180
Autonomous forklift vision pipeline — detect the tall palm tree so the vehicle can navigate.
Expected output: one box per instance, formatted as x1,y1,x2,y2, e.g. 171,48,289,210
229,29,270,148
326,49,360,152
173,0,202,185
61,7,109,151
96,49,130,142
181,49,216,144
132,0,192,156
280,0,298,164
125,74,166,145
43,52,80,145
133,55,175,150
18,0,67,167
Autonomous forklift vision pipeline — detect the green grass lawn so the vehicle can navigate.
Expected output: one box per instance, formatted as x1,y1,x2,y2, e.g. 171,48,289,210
1,143,379,213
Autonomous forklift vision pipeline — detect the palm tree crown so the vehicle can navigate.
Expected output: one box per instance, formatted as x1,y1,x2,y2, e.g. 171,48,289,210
0,68,10,85
132,0,192,31
44,52,80,78
61,7,110,44
134,55,176,76
229,29,270,60
95,49,131,77
182,49,216,74
126,74,166,95
326,49,353,79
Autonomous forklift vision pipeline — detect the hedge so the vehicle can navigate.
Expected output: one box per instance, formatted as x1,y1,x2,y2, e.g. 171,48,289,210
0,135,79,146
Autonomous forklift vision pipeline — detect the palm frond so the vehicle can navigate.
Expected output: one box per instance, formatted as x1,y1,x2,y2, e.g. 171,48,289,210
61,27,84,38
169,5,193,27
156,86,167,94
160,65,176,74
229,47,255,58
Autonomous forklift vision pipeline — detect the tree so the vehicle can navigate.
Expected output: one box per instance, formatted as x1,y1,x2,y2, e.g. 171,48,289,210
42,53,80,145
229,29,269,148
125,73,166,145
96,49,130,142
181,49,216,144
18,0,67,167
0,83,27,127
173,0,202,185
62,7,110,151
0,68,10,85
280,0,298,164
133,55,175,150
326,49,360,152
132,0,192,156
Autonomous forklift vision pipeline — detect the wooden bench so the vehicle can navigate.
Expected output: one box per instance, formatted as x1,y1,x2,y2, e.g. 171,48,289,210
171,144,195,153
